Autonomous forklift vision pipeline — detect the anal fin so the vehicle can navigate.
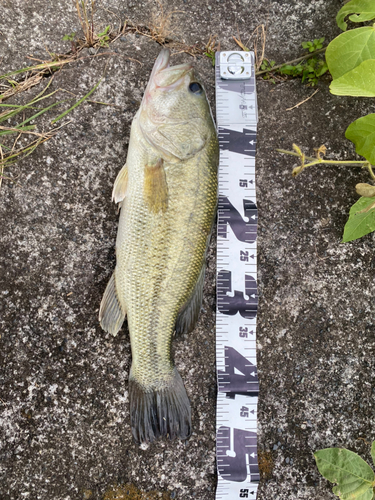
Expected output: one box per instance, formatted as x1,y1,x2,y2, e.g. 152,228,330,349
99,272,126,335
144,158,168,213
175,263,206,335
112,163,128,204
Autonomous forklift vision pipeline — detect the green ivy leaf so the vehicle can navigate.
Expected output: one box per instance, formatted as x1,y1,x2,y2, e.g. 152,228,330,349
326,26,375,80
337,0,375,31
346,113,375,164
316,62,329,77
343,197,375,242
371,442,375,467
314,448,375,498
330,59,375,96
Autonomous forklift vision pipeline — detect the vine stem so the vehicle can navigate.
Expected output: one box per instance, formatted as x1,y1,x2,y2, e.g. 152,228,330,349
255,47,327,76
276,148,375,181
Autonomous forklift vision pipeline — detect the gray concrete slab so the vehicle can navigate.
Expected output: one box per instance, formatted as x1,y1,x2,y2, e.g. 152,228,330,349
1,1,374,499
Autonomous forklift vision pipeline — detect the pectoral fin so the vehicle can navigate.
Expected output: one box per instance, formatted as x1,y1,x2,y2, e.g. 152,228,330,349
175,263,206,335
99,272,126,335
112,164,128,204
144,158,168,213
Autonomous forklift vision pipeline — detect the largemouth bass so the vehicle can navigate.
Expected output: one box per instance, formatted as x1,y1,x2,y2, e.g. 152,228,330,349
99,49,218,443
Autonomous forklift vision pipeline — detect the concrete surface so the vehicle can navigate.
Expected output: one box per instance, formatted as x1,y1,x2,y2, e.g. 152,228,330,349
1,0,375,499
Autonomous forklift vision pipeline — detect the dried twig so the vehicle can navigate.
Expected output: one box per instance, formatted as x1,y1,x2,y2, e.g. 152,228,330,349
286,89,319,111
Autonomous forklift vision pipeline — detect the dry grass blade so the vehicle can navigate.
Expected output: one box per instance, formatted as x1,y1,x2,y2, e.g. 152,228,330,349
252,24,267,71
0,73,44,102
148,1,182,44
233,35,249,52
0,121,70,184
233,24,267,71
0,59,76,102
76,0,96,47
0,59,74,80
0,144,3,190
52,77,102,123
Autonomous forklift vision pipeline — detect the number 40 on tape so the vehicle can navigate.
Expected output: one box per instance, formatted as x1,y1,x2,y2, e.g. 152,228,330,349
215,51,259,500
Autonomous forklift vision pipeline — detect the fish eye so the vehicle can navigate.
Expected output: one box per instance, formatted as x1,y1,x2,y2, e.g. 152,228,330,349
189,82,203,95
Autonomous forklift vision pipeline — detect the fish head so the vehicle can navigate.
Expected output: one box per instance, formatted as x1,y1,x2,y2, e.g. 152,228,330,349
138,49,214,161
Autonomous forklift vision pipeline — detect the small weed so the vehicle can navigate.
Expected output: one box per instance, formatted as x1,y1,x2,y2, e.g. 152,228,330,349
75,0,96,47
64,1,113,50
257,38,328,86
279,40,328,86
301,37,325,52
148,1,180,45
62,32,76,42
204,35,219,67
259,59,276,83
97,25,111,47
62,32,78,53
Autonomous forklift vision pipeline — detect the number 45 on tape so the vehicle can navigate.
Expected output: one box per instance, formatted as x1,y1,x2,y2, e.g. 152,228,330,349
215,51,259,500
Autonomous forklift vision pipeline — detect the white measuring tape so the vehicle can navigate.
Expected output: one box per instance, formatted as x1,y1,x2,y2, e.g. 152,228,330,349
215,51,259,500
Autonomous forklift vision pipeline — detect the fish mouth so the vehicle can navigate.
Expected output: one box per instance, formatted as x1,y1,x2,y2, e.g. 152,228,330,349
138,49,195,159
144,49,193,97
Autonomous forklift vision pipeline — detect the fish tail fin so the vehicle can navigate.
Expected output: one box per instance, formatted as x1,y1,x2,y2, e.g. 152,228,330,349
129,368,191,444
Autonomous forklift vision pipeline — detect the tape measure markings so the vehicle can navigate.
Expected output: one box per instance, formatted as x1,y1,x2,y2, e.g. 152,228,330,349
215,51,259,500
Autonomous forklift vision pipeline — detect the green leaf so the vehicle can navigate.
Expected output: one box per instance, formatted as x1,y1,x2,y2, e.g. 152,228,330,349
346,113,375,164
316,62,328,77
330,59,375,96
98,25,110,37
337,0,375,31
62,32,76,41
371,442,375,467
314,448,375,498
326,26,375,79
343,197,375,242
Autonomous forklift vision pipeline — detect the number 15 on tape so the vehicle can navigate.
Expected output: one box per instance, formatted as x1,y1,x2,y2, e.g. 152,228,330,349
215,51,259,500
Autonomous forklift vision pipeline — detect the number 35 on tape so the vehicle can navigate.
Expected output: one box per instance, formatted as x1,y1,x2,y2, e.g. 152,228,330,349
215,51,259,500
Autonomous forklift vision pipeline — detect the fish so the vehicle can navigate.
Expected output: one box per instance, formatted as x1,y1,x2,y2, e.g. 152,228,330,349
99,49,219,444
